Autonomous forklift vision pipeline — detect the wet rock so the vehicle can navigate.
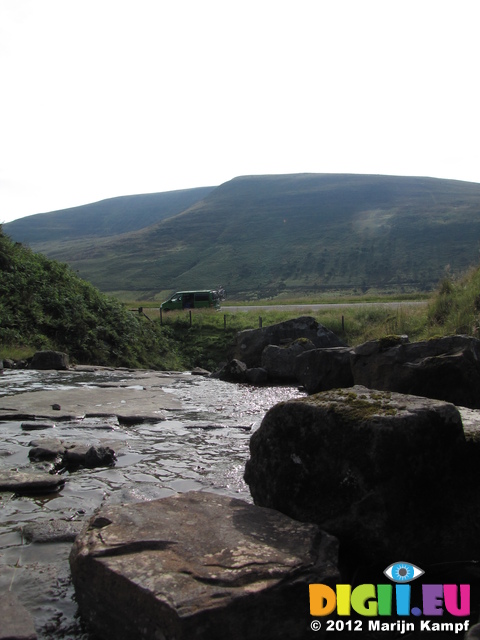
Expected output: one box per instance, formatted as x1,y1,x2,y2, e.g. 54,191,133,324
21,421,56,431
351,334,480,409
61,444,117,470
29,350,69,370
235,316,345,368
28,438,66,461
191,367,210,376
244,386,476,566
0,470,65,494
295,346,354,394
261,339,316,380
22,519,84,543
245,367,269,385
70,491,340,640
0,592,37,639
216,358,247,382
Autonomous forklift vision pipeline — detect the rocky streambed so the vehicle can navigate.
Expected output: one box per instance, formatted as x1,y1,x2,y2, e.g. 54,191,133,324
0,366,303,640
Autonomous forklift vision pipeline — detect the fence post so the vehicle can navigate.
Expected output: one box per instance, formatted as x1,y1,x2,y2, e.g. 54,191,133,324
189,310,192,327
342,315,345,332
259,316,263,328
224,314,227,331
160,307,163,325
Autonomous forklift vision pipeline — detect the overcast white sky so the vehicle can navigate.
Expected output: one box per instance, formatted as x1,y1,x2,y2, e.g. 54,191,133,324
1,0,479,223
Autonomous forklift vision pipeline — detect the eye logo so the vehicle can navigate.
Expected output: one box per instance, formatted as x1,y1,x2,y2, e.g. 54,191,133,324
384,561,424,583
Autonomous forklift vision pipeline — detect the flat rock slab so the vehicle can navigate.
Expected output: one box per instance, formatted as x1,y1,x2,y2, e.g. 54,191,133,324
0,470,65,494
0,592,37,639
70,491,339,640
0,376,181,423
22,519,84,543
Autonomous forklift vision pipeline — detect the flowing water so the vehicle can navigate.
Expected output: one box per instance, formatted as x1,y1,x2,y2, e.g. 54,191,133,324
0,368,303,639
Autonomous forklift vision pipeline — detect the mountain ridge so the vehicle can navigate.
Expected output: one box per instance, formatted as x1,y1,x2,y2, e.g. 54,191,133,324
5,173,480,300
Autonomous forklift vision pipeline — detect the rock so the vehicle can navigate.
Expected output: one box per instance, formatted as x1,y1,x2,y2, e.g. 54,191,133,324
244,386,476,566
62,444,117,470
351,334,480,409
295,346,354,393
70,491,339,640
22,519,84,543
245,367,269,385
21,422,56,431
2,358,16,369
0,470,65,494
0,592,37,640
29,350,69,370
261,339,316,380
28,438,66,461
235,316,345,368
191,367,210,376
216,358,248,382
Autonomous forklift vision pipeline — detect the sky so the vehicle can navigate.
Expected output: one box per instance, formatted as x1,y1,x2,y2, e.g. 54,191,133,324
1,0,479,223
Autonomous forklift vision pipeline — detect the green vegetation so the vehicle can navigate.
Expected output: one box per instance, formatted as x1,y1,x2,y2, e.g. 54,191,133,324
0,228,183,369
3,222,480,371
5,174,480,300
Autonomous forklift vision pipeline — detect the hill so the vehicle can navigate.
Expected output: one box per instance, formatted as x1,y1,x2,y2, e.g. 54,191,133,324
5,187,214,244
6,174,480,300
0,227,181,368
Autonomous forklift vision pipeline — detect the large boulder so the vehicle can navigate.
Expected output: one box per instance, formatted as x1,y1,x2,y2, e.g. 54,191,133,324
261,338,316,380
70,491,339,640
351,335,480,408
235,316,344,368
295,346,354,393
244,386,479,566
29,350,69,370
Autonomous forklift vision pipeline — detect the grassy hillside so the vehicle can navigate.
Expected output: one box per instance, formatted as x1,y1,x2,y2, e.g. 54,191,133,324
6,174,480,300
0,227,183,369
4,187,214,244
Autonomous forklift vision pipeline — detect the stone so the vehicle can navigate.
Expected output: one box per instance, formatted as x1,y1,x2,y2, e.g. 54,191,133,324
261,339,316,380
216,358,248,382
29,350,69,370
21,422,56,431
0,592,37,640
0,470,65,494
351,334,480,409
57,444,117,471
70,491,340,640
28,438,66,461
22,519,84,543
191,367,210,376
235,316,345,368
245,367,269,385
295,346,354,393
244,386,476,566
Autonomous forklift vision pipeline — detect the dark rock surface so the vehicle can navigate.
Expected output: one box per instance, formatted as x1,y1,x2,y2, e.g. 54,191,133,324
244,386,477,566
215,358,247,382
235,316,344,368
351,334,480,409
70,491,339,640
295,346,354,393
261,339,316,380
29,350,69,370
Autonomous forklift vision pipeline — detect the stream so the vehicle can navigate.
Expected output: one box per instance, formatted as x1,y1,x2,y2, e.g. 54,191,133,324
0,367,303,639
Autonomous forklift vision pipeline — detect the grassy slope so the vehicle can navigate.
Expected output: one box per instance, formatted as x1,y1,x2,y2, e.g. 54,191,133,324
4,187,215,243
6,174,480,300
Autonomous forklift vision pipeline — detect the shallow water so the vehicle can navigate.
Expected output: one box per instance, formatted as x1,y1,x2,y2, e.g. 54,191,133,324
0,368,303,639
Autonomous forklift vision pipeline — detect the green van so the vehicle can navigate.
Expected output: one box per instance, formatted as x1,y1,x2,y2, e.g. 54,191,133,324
160,289,223,312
